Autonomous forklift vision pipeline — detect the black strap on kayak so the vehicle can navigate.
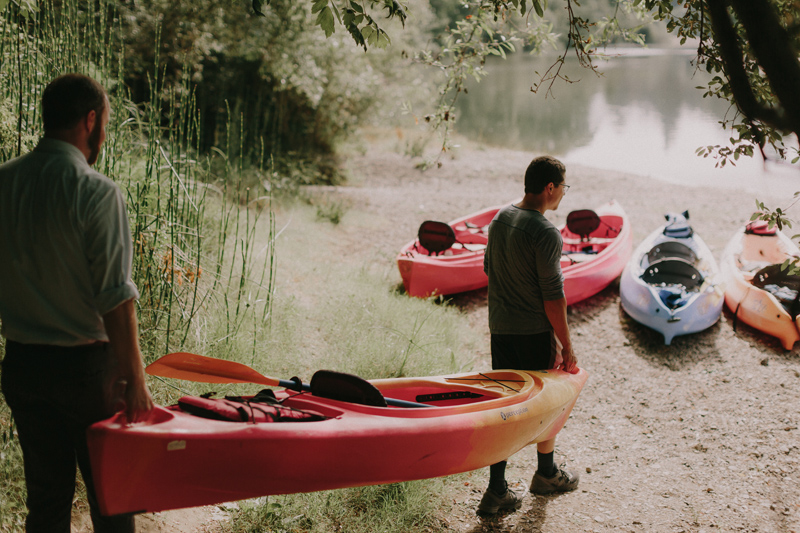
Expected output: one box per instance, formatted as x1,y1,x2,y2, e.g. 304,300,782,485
732,286,752,333
415,391,483,403
478,373,521,393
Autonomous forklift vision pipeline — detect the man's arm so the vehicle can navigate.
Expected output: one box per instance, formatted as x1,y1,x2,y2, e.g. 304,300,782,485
543,297,578,374
102,298,153,421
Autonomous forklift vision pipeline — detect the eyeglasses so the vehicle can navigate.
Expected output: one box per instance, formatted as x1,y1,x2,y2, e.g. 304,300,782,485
560,183,570,193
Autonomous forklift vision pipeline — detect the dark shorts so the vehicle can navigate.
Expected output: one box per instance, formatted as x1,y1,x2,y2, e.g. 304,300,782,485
491,331,557,371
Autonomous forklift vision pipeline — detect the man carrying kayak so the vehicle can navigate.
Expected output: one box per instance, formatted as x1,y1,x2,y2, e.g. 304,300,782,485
0,74,153,532
479,155,580,515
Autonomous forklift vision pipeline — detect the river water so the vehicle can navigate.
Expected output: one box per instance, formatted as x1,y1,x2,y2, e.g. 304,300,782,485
454,48,800,198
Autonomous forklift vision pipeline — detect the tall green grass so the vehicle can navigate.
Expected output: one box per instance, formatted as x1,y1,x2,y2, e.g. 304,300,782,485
215,201,481,533
0,0,277,525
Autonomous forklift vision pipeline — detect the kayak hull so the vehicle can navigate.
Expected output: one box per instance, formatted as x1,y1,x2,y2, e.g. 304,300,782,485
620,221,723,344
721,226,800,350
88,368,588,516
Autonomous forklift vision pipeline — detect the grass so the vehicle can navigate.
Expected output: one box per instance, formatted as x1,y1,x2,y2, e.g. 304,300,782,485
204,198,482,533
225,478,461,533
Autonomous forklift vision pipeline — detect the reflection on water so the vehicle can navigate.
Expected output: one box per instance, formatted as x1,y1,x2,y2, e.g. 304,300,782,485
454,50,800,197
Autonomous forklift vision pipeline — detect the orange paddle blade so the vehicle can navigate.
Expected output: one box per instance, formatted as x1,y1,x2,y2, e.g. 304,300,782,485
146,352,279,387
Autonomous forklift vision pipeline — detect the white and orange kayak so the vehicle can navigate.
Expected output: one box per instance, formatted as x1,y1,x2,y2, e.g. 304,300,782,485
721,221,800,350
88,363,587,516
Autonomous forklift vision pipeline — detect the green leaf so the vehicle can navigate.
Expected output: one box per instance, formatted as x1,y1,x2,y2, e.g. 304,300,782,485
312,0,327,14
376,29,391,49
532,0,544,17
362,25,377,45
316,6,335,37
330,1,342,23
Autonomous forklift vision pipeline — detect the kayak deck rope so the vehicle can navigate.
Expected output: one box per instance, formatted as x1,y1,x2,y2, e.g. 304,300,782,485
477,373,521,393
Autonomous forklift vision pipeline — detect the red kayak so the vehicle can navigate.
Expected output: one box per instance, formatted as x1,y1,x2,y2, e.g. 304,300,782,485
397,203,501,297
88,362,587,516
397,200,631,304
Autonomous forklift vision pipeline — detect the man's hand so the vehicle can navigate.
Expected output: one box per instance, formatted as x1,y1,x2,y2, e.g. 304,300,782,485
558,343,579,374
103,299,155,422
123,378,154,422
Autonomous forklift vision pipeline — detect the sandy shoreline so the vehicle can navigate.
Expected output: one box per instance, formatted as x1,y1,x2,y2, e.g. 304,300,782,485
337,137,800,532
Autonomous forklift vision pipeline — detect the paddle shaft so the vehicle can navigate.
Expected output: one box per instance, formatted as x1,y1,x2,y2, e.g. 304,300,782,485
147,352,430,409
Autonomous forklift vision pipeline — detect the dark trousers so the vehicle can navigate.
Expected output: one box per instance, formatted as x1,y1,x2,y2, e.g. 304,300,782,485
1,340,134,533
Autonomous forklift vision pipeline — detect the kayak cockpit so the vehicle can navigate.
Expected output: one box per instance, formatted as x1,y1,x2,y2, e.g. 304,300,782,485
370,370,542,412
166,370,543,424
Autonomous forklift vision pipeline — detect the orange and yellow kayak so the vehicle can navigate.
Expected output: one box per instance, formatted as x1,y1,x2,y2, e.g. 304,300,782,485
88,367,588,516
721,221,800,350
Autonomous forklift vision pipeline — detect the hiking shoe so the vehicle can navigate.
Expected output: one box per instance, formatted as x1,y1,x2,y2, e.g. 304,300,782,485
477,487,523,515
530,467,580,495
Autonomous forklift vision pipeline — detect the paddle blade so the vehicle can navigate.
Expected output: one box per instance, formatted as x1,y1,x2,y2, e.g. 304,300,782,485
146,352,278,387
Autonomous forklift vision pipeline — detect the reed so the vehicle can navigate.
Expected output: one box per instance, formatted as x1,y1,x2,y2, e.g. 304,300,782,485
0,0,277,522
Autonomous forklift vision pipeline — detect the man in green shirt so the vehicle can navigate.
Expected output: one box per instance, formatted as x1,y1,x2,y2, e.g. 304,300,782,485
478,155,579,515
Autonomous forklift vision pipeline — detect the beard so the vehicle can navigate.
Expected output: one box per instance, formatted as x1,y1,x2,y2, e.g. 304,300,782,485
86,116,103,166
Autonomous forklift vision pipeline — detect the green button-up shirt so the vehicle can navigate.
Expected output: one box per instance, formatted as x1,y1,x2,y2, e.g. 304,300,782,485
0,138,139,346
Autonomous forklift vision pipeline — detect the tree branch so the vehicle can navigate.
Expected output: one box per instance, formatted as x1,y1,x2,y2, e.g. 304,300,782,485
730,0,800,135
705,0,787,131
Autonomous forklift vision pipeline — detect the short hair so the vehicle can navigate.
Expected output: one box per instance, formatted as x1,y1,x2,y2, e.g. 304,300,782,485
42,74,107,132
524,156,566,194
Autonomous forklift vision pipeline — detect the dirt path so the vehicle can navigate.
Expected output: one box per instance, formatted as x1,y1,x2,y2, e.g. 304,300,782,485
326,134,800,532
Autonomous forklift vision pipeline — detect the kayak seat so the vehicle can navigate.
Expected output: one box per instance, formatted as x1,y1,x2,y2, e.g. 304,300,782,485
646,242,698,265
418,221,455,255
310,370,388,407
642,258,703,290
663,211,693,238
566,209,601,242
745,220,778,235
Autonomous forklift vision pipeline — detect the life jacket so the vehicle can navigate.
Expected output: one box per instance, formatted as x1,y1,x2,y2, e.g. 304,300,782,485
663,211,693,238
745,220,778,236
177,389,328,423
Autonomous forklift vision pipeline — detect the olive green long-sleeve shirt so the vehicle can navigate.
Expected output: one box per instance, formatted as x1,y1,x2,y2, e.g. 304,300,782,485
484,205,564,335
